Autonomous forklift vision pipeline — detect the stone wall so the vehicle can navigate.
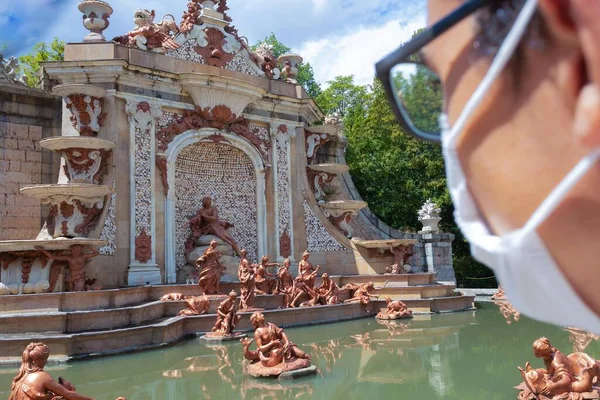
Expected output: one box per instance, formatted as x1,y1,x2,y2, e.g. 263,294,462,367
0,82,61,240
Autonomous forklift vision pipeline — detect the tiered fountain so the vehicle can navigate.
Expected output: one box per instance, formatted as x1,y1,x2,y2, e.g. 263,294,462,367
305,115,368,238
0,84,114,295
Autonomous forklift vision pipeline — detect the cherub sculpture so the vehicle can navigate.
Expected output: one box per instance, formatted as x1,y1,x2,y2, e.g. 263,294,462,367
516,337,600,399
36,245,99,292
113,9,180,53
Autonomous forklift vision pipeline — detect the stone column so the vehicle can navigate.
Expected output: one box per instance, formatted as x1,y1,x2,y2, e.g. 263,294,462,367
125,100,163,285
271,123,296,263
418,233,456,285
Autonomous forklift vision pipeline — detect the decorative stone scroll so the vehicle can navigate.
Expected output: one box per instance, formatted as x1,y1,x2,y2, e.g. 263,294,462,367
156,105,271,162
323,210,355,238
126,100,163,266
305,130,329,162
156,154,169,196
62,148,111,184
274,124,295,260
53,84,107,137
306,168,335,202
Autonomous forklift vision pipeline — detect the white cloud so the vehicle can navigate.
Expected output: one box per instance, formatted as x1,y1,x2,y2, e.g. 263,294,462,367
297,17,426,87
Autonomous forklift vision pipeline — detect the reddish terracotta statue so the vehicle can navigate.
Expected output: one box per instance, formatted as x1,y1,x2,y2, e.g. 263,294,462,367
275,259,294,308
289,275,318,308
492,286,506,300
160,292,187,301
178,295,210,316
35,246,98,292
317,273,341,305
209,291,241,337
187,197,240,256
386,244,413,275
238,249,258,311
343,282,379,310
255,256,278,295
565,327,600,353
113,9,179,53
241,312,312,377
9,342,106,400
516,337,600,399
298,251,319,290
376,297,413,320
493,297,520,325
196,240,226,295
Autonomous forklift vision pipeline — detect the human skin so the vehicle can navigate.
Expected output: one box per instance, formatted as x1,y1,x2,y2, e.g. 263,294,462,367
424,0,600,315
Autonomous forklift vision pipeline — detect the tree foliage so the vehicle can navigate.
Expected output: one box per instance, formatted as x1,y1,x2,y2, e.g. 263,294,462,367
252,33,322,98
18,38,65,88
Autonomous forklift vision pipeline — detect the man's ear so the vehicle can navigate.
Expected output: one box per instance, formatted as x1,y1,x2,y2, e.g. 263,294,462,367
539,0,600,147
570,0,600,146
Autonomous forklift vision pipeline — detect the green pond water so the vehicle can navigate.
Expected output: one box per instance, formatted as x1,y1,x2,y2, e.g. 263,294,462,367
2,303,599,400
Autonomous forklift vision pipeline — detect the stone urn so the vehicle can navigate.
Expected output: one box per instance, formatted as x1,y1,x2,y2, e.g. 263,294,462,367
78,0,113,42
418,199,442,234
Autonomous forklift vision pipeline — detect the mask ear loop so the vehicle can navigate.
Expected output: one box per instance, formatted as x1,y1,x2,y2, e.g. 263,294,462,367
446,0,539,145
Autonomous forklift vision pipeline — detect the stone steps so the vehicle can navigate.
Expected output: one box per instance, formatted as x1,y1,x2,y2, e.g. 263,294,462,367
0,302,380,364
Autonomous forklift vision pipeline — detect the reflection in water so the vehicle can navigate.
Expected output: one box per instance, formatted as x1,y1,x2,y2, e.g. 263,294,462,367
9,308,593,399
565,327,600,353
492,298,520,325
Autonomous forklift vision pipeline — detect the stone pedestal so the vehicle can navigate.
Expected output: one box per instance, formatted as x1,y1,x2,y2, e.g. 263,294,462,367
416,233,456,285
127,265,162,286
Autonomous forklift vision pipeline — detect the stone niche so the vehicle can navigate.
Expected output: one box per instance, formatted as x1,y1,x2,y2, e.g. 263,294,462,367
174,141,258,282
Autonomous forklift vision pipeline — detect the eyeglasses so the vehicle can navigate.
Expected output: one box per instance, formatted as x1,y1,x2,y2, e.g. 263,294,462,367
375,0,492,142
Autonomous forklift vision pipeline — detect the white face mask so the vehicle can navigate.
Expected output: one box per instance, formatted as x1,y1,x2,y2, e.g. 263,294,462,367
441,0,600,333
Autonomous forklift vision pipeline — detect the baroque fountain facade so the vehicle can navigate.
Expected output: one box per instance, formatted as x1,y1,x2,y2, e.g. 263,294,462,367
0,0,473,364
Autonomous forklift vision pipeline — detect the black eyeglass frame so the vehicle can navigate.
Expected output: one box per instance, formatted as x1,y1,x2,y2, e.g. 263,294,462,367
375,0,492,142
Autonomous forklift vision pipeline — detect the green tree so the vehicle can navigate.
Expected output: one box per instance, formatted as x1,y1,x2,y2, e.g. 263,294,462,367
342,77,495,288
314,75,368,117
252,33,322,98
18,38,65,87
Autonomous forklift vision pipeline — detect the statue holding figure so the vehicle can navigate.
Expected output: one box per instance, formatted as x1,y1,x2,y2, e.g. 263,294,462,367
9,342,124,400
36,245,99,292
238,249,258,310
516,337,600,399
376,297,413,320
186,196,241,257
317,273,341,305
298,251,320,290
241,312,313,377
276,259,295,308
255,256,279,295
196,240,226,295
209,291,241,337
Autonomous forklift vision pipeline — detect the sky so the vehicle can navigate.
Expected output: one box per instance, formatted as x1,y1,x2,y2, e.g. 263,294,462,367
0,0,426,87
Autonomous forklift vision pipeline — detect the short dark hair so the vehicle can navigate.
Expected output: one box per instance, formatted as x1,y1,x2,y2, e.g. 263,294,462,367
474,0,546,56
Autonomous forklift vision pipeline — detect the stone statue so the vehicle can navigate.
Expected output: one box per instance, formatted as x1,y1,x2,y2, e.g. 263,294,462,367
178,295,210,316
9,342,99,400
35,246,98,292
298,251,320,290
289,273,319,308
160,292,187,301
238,249,257,310
276,259,294,308
186,197,241,257
210,291,241,336
386,244,413,275
317,273,341,305
376,297,413,320
113,9,180,53
492,286,506,300
255,256,278,295
516,337,600,399
418,199,442,234
196,240,226,295
343,282,379,310
241,312,312,377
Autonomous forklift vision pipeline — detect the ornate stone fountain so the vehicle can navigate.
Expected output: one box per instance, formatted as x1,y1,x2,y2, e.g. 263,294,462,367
0,83,114,294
